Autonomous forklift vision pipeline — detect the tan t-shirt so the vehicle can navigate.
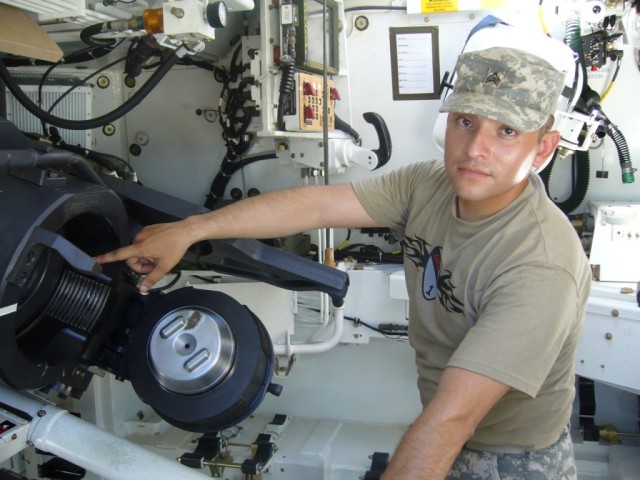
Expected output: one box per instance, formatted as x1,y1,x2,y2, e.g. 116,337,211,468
353,159,591,450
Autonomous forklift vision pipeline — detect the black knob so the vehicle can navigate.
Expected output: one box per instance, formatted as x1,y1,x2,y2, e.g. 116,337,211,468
267,382,283,397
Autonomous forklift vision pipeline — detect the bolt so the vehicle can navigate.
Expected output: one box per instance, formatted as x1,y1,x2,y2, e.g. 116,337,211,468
37,410,46,417
124,75,136,88
129,144,142,156
96,75,110,89
171,7,184,18
11,434,17,440
102,124,115,136
605,332,613,340
611,309,619,317
25,251,35,266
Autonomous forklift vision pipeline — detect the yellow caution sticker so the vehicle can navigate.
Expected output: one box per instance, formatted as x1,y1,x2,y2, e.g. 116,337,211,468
421,0,458,13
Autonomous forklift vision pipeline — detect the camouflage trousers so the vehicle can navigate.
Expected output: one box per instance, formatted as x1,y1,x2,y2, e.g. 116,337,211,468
447,427,577,480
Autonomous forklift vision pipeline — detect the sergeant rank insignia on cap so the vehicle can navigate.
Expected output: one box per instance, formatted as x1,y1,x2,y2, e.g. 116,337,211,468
484,70,505,87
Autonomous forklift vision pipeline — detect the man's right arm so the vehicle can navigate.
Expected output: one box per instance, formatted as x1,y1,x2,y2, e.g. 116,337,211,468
96,183,379,291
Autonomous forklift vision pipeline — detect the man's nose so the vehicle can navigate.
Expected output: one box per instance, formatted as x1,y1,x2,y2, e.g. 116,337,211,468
465,128,491,159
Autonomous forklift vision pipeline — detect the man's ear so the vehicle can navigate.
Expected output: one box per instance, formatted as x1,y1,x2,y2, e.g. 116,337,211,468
533,130,561,170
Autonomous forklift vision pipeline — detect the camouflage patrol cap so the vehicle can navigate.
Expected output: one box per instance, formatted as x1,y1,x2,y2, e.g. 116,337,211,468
439,46,565,132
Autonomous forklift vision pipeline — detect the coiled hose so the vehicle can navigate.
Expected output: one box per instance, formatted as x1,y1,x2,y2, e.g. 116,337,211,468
277,25,297,131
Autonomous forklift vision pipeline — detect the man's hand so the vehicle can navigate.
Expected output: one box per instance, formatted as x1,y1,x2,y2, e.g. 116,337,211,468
95,220,194,292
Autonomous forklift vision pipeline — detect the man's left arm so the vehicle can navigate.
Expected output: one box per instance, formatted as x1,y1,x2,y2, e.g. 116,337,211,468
381,366,509,479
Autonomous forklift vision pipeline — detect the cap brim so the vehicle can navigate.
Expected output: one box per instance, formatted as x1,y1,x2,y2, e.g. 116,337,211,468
439,91,548,132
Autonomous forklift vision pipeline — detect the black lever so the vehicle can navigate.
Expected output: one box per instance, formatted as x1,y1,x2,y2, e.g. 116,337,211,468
438,71,454,96
363,112,392,170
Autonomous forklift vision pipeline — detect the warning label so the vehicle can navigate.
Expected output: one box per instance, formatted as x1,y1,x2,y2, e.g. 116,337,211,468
421,0,458,13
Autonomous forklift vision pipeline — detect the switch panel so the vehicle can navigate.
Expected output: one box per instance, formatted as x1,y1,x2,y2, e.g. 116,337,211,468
284,72,336,132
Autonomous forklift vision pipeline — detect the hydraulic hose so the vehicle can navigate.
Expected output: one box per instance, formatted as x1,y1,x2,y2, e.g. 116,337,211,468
204,148,277,209
0,48,182,130
80,23,118,48
605,121,635,184
0,148,105,187
540,149,591,214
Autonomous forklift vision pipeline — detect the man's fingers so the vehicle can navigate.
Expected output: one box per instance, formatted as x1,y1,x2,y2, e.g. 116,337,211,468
95,246,136,264
137,263,169,293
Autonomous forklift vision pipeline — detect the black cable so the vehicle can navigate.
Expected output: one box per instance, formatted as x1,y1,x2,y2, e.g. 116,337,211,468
80,23,118,48
38,62,60,134
47,56,126,114
149,272,182,292
0,49,181,130
37,41,126,134
204,150,277,209
333,243,403,264
335,115,361,144
540,149,590,214
302,306,408,338
345,315,408,338
42,133,136,177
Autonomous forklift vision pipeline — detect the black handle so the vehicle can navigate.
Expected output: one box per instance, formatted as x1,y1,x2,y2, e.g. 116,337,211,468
363,112,392,170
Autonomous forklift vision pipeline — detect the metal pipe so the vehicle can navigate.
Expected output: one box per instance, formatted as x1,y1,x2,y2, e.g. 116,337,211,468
0,385,212,480
273,305,344,356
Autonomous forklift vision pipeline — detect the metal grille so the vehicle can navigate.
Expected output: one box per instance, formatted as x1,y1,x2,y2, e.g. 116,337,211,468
5,80,93,148
43,269,110,333
0,0,131,25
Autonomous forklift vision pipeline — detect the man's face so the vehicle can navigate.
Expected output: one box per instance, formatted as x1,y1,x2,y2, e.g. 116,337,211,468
443,112,559,221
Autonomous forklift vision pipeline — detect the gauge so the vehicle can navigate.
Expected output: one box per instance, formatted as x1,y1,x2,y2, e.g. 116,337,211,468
206,1,228,29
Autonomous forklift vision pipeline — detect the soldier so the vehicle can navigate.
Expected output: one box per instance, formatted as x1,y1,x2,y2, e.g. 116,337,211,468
98,46,590,479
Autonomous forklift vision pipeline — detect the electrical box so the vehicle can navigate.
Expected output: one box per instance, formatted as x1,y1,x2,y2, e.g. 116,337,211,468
589,201,640,282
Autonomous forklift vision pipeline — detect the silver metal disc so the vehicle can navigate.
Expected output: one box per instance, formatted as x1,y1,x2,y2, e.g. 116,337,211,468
148,307,235,394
